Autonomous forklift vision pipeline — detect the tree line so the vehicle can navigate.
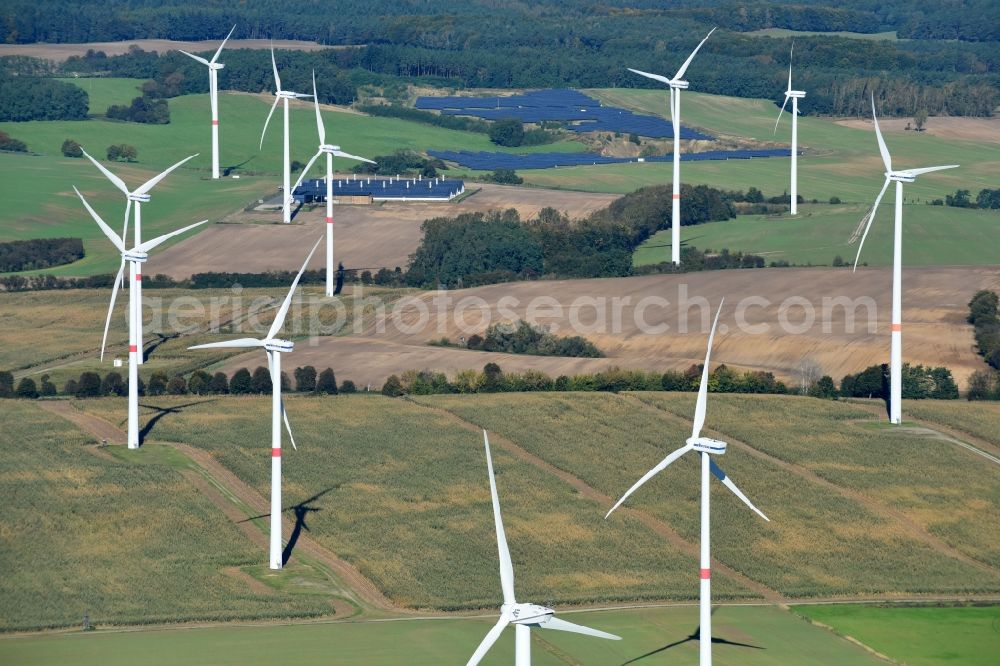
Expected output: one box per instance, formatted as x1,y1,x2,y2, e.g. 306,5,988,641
0,73,87,122
0,238,84,272
432,320,603,358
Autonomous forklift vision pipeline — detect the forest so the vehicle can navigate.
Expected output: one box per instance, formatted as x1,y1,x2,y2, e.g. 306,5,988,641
0,1,995,117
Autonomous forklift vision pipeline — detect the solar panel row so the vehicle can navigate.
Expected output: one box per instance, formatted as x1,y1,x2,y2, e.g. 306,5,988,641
427,149,795,171
292,177,466,201
415,88,712,140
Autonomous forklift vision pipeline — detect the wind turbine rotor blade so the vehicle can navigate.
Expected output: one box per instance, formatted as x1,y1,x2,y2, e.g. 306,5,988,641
178,49,210,66
605,442,693,518
293,92,314,99
267,237,323,339
773,94,790,134
80,148,130,196
541,617,621,640
121,197,132,242
292,151,323,192
691,299,724,439
850,177,890,272
626,67,673,86
710,460,770,521
484,431,516,605
270,45,281,91
669,86,677,136
137,219,208,253
787,42,793,91
465,617,510,666
187,338,264,350
260,95,281,150
673,26,716,81
870,95,892,173
282,402,297,451
73,187,125,253
333,150,377,165
135,154,199,196
100,260,126,361
211,24,237,64
311,70,326,145
901,164,960,177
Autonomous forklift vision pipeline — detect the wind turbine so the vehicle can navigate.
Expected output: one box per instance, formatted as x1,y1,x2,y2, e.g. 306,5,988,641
773,43,805,215
178,24,236,179
628,27,715,265
80,148,198,364
606,301,769,666
260,46,313,224
189,237,321,569
291,71,376,297
74,187,207,450
849,96,958,424
467,431,621,666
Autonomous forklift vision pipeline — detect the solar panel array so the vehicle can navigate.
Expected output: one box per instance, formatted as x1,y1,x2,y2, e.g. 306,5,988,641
293,176,466,201
427,149,795,171
415,88,712,140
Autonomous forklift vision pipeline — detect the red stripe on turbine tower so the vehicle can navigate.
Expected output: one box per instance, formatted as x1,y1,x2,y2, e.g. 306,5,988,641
212,120,219,125
129,344,138,352
272,448,281,458
700,568,711,580
672,193,681,199
135,274,142,281
325,217,333,223
891,324,902,332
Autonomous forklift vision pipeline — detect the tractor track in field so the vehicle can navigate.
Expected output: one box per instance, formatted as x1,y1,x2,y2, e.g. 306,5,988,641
405,397,784,603
622,395,1000,578
36,400,394,616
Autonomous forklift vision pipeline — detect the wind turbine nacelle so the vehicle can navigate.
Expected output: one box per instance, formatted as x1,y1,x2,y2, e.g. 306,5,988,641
670,80,690,90
276,91,298,99
122,250,148,263
505,603,554,626
127,193,151,203
320,144,341,154
264,339,294,353
687,436,727,455
210,62,225,71
787,90,806,98
889,171,916,184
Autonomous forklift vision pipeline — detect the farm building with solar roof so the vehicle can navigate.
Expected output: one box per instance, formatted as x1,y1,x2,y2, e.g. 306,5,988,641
292,175,466,204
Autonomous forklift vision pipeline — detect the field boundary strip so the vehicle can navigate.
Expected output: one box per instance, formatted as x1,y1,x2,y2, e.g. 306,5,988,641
622,394,1000,577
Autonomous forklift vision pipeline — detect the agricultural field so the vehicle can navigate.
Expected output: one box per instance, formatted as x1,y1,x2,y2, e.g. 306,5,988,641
0,605,888,666
54,77,148,115
0,401,332,631
795,604,1000,666
75,394,754,609
633,203,1000,268
745,28,899,41
902,400,1000,449
414,392,1000,597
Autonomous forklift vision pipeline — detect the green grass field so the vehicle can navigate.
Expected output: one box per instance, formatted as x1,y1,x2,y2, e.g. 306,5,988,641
795,604,1000,666
632,203,1000,267
0,605,891,666
54,78,148,115
0,401,332,631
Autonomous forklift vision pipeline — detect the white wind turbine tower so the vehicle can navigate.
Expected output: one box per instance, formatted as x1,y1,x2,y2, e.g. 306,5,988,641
189,237,321,569
467,431,621,666
80,148,197,364
628,27,715,265
75,188,206,450
291,71,376,297
261,46,313,223
178,25,236,179
606,301,769,666
850,95,958,425
773,43,805,215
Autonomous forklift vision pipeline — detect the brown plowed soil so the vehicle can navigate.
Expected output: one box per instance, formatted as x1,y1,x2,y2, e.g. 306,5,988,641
0,39,347,61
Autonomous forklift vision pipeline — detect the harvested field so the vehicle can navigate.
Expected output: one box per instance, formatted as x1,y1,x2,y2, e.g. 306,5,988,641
834,116,1000,145
154,184,617,277
0,39,344,62
219,266,1000,388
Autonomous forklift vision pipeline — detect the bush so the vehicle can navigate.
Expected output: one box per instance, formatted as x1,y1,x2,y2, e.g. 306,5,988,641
106,96,169,124
809,375,838,399
294,366,317,392
76,371,103,398
489,118,525,147
489,169,523,185
107,144,138,162
251,366,271,394
188,370,211,395
101,371,125,397
0,130,28,153
61,139,83,158
316,368,338,395
467,320,602,358
15,378,38,399
967,370,999,401
381,374,404,397
40,374,57,397
340,379,357,394
166,375,187,395
229,368,252,394
63,379,78,396
146,371,168,396
209,371,229,394
0,370,13,398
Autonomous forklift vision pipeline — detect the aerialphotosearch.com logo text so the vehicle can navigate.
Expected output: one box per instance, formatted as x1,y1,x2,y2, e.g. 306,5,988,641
137,284,879,343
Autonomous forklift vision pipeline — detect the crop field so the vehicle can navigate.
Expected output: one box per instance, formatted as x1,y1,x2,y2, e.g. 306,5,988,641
0,401,331,631
0,605,888,665
633,203,1000,267
632,393,1000,570
414,392,1000,597
795,604,1000,666
75,394,754,609
53,77,148,115
902,400,1000,449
